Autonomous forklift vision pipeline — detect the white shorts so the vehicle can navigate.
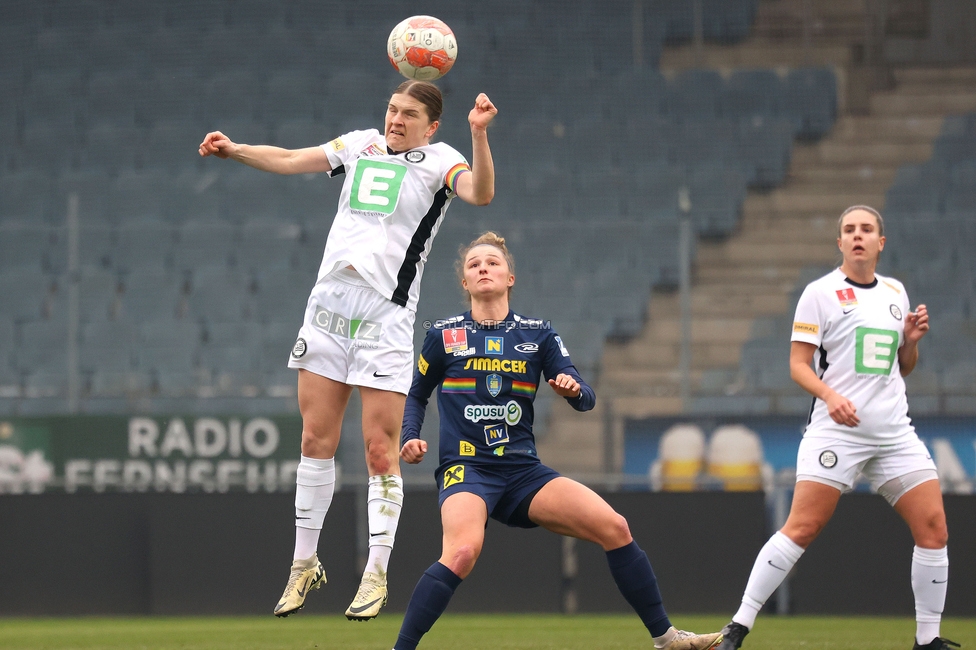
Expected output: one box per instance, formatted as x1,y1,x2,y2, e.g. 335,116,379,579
796,435,938,504
287,267,415,395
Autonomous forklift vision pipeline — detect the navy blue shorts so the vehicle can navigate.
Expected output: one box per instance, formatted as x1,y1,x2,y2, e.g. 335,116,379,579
436,461,561,528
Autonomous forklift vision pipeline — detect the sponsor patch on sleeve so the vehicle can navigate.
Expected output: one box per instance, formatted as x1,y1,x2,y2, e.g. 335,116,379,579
330,137,345,152
417,354,429,375
793,322,819,335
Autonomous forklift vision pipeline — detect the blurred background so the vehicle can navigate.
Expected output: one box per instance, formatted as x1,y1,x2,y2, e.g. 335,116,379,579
0,0,974,620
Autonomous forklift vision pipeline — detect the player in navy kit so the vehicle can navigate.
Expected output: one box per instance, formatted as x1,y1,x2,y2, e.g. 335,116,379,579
200,81,496,620
392,232,723,650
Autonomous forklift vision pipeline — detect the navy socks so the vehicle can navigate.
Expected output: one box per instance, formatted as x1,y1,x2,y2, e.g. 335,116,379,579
394,562,463,650
606,540,671,638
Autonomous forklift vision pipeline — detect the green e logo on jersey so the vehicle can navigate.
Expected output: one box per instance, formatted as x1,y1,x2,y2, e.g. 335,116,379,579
855,327,897,375
350,160,406,214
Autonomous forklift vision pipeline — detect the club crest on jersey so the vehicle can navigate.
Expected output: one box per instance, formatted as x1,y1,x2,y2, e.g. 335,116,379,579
405,150,425,163
835,288,857,307
484,422,509,446
486,373,502,397
485,336,504,355
890,304,903,320
291,338,307,358
442,328,468,353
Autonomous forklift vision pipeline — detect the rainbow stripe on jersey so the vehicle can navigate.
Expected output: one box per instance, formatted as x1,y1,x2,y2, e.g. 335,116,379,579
442,377,477,394
445,162,471,193
511,381,537,397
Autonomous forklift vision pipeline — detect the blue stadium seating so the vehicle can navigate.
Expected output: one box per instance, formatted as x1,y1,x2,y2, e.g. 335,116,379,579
0,0,852,412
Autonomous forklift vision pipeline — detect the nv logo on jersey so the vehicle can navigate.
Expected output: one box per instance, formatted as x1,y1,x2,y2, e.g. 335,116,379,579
443,465,465,488
350,160,406,214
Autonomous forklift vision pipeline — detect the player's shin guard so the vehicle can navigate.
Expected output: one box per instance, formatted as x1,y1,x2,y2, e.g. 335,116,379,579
394,562,463,650
912,545,949,645
733,531,804,629
365,474,404,576
606,541,671,639
293,455,336,560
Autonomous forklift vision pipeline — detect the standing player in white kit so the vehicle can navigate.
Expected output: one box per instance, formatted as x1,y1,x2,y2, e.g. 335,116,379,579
717,206,955,650
199,80,497,621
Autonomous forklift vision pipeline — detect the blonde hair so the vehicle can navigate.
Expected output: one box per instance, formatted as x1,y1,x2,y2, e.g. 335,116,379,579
455,231,515,302
838,205,885,237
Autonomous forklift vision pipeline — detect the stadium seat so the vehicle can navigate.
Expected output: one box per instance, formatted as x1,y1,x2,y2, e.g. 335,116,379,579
186,264,254,322
259,70,322,124
666,69,724,121
252,268,315,323
783,67,837,140
109,169,170,223
74,222,115,271
17,121,82,174
15,319,69,373
201,68,262,123
76,267,121,322
221,169,291,223
114,218,177,273
0,222,55,272
84,124,145,174
238,217,302,272
137,71,204,125
706,424,772,491
54,169,113,225
648,423,706,491
172,218,238,271
119,267,186,321
0,268,55,322
720,69,782,121
144,120,205,174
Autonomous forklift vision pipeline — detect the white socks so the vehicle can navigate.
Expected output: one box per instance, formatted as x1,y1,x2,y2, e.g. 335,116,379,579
365,474,404,577
733,531,805,629
913,545,949,645
293,455,336,560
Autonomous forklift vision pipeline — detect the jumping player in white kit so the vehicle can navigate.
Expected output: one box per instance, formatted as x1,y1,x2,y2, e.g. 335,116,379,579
717,206,955,650
199,80,497,621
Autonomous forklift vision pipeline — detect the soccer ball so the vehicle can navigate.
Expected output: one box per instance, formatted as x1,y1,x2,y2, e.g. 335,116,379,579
387,15,457,81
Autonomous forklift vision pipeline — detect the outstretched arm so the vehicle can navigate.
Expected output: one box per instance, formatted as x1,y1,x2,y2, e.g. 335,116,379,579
454,93,496,206
198,131,333,175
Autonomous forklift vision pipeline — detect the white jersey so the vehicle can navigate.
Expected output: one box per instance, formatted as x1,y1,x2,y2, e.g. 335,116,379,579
317,129,470,311
791,268,916,444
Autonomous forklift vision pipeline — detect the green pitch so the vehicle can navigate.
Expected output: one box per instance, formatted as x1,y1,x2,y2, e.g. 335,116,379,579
0,615,972,649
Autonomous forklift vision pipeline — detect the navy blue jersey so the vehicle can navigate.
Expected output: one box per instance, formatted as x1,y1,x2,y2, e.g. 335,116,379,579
402,310,595,470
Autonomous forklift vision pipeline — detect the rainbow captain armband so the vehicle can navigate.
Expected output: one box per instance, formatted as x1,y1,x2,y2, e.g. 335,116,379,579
445,162,471,193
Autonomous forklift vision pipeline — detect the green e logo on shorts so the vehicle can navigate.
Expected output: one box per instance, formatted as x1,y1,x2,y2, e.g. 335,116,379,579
855,327,897,375
350,160,406,214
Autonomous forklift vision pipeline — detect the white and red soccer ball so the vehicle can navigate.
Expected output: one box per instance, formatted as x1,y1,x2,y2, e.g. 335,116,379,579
387,16,457,81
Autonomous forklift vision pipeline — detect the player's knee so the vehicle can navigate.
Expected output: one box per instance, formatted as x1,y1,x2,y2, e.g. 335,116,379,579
603,513,632,548
917,513,948,548
365,442,394,475
300,428,333,458
783,519,823,548
446,544,480,577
